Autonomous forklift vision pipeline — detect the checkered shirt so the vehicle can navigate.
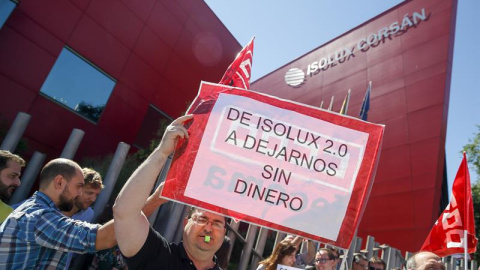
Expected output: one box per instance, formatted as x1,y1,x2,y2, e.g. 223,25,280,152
0,191,100,269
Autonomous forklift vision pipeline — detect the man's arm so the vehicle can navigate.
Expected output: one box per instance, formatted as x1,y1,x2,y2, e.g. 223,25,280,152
113,115,192,257
94,183,167,250
304,240,315,264
95,220,116,250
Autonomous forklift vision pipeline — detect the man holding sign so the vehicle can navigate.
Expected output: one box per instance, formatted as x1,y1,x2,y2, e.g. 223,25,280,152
113,115,226,270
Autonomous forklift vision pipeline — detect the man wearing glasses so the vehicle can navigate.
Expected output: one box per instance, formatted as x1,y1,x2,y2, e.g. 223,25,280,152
312,248,338,270
114,115,226,270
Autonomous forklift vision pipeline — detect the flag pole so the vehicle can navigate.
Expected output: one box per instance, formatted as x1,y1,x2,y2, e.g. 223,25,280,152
462,151,467,270
328,96,334,111
463,151,470,270
464,230,467,270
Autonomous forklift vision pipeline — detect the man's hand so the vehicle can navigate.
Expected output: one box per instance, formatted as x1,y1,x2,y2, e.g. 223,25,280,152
157,114,193,157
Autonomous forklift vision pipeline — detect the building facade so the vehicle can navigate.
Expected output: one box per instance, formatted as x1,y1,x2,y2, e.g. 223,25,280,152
251,0,455,252
0,0,240,159
0,0,455,254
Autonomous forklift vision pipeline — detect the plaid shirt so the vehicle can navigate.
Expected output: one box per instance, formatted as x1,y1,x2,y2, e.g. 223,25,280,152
0,191,100,269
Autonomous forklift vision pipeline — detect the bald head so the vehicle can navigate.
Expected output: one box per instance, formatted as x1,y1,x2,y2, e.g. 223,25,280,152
407,252,445,270
39,158,82,190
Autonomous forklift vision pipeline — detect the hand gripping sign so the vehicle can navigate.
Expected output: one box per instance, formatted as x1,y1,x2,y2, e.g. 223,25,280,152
162,82,384,249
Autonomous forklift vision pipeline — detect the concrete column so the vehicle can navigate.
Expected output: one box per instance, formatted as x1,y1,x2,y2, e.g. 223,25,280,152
9,151,46,205
92,142,130,222
238,224,259,270
1,112,31,152
250,227,268,270
60,128,84,159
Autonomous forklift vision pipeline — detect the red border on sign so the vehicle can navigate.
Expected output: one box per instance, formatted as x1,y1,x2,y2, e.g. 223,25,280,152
162,82,384,249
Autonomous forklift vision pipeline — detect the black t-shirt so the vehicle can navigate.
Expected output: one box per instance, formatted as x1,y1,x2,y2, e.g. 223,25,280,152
125,226,222,270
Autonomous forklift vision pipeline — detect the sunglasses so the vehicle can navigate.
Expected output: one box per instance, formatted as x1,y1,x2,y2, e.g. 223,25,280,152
369,266,383,270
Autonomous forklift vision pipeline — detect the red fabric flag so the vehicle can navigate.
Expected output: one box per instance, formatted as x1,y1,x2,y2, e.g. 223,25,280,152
420,152,478,257
218,37,254,89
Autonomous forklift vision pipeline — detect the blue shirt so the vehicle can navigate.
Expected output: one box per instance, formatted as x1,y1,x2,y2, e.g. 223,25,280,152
0,191,100,269
65,207,95,269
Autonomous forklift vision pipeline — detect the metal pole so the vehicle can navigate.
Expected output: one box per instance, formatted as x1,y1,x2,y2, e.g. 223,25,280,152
162,203,187,242
60,128,84,159
250,227,268,270
1,112,31,152
92,142,130,222
226,219,241,264
384,247,392,270
363,235,375,259
470,259,477,270
275,232,286,247
347,236,362,268
9,151,46,205
238,224,259,270
172,205,189,243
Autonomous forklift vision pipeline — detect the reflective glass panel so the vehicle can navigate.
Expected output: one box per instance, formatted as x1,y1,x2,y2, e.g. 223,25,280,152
40,47,116,123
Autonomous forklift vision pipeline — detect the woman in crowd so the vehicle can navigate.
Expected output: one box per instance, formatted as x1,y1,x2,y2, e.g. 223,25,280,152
257,240,297,270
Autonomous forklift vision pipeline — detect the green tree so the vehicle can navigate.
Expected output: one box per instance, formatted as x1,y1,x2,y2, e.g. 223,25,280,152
75,101,105,122
462,125,480,262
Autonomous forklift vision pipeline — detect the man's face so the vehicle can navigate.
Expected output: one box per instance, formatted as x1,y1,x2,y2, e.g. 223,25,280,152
315,251,336,270
369,263,385,270
413,252,445,270
0,160,22,201
183,210,226,256
353,259,368,270
74,185,101,210
58,169,84,212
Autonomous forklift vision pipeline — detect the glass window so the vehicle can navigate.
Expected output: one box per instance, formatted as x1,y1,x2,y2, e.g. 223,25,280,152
134,106,172,149
0,0,16,29
40,47,116,123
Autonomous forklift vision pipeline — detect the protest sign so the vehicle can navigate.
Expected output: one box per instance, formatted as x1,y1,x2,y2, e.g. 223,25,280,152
162,82,384,248
277,264,303,270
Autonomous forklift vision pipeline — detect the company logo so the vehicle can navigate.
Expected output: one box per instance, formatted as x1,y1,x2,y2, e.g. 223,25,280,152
285,68,306,87
285,8,428,87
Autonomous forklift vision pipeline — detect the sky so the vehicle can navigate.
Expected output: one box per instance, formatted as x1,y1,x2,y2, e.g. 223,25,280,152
204,0,480,193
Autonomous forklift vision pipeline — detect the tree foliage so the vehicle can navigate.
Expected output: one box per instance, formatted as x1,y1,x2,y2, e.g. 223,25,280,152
462,125,480,262
75,101,105,122
463,125,480,181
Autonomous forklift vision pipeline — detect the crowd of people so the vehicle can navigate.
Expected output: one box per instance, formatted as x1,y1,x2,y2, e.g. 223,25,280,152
0,115,452,269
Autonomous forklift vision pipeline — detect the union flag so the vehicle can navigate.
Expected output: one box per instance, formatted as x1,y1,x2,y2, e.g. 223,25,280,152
420,152,477,257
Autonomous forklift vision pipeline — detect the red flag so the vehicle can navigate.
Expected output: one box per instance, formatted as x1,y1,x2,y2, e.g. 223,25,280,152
420,152,478,257
218,37,254,89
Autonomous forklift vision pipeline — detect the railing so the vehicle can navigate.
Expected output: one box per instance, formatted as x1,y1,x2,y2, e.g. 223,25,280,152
1,111,478,270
